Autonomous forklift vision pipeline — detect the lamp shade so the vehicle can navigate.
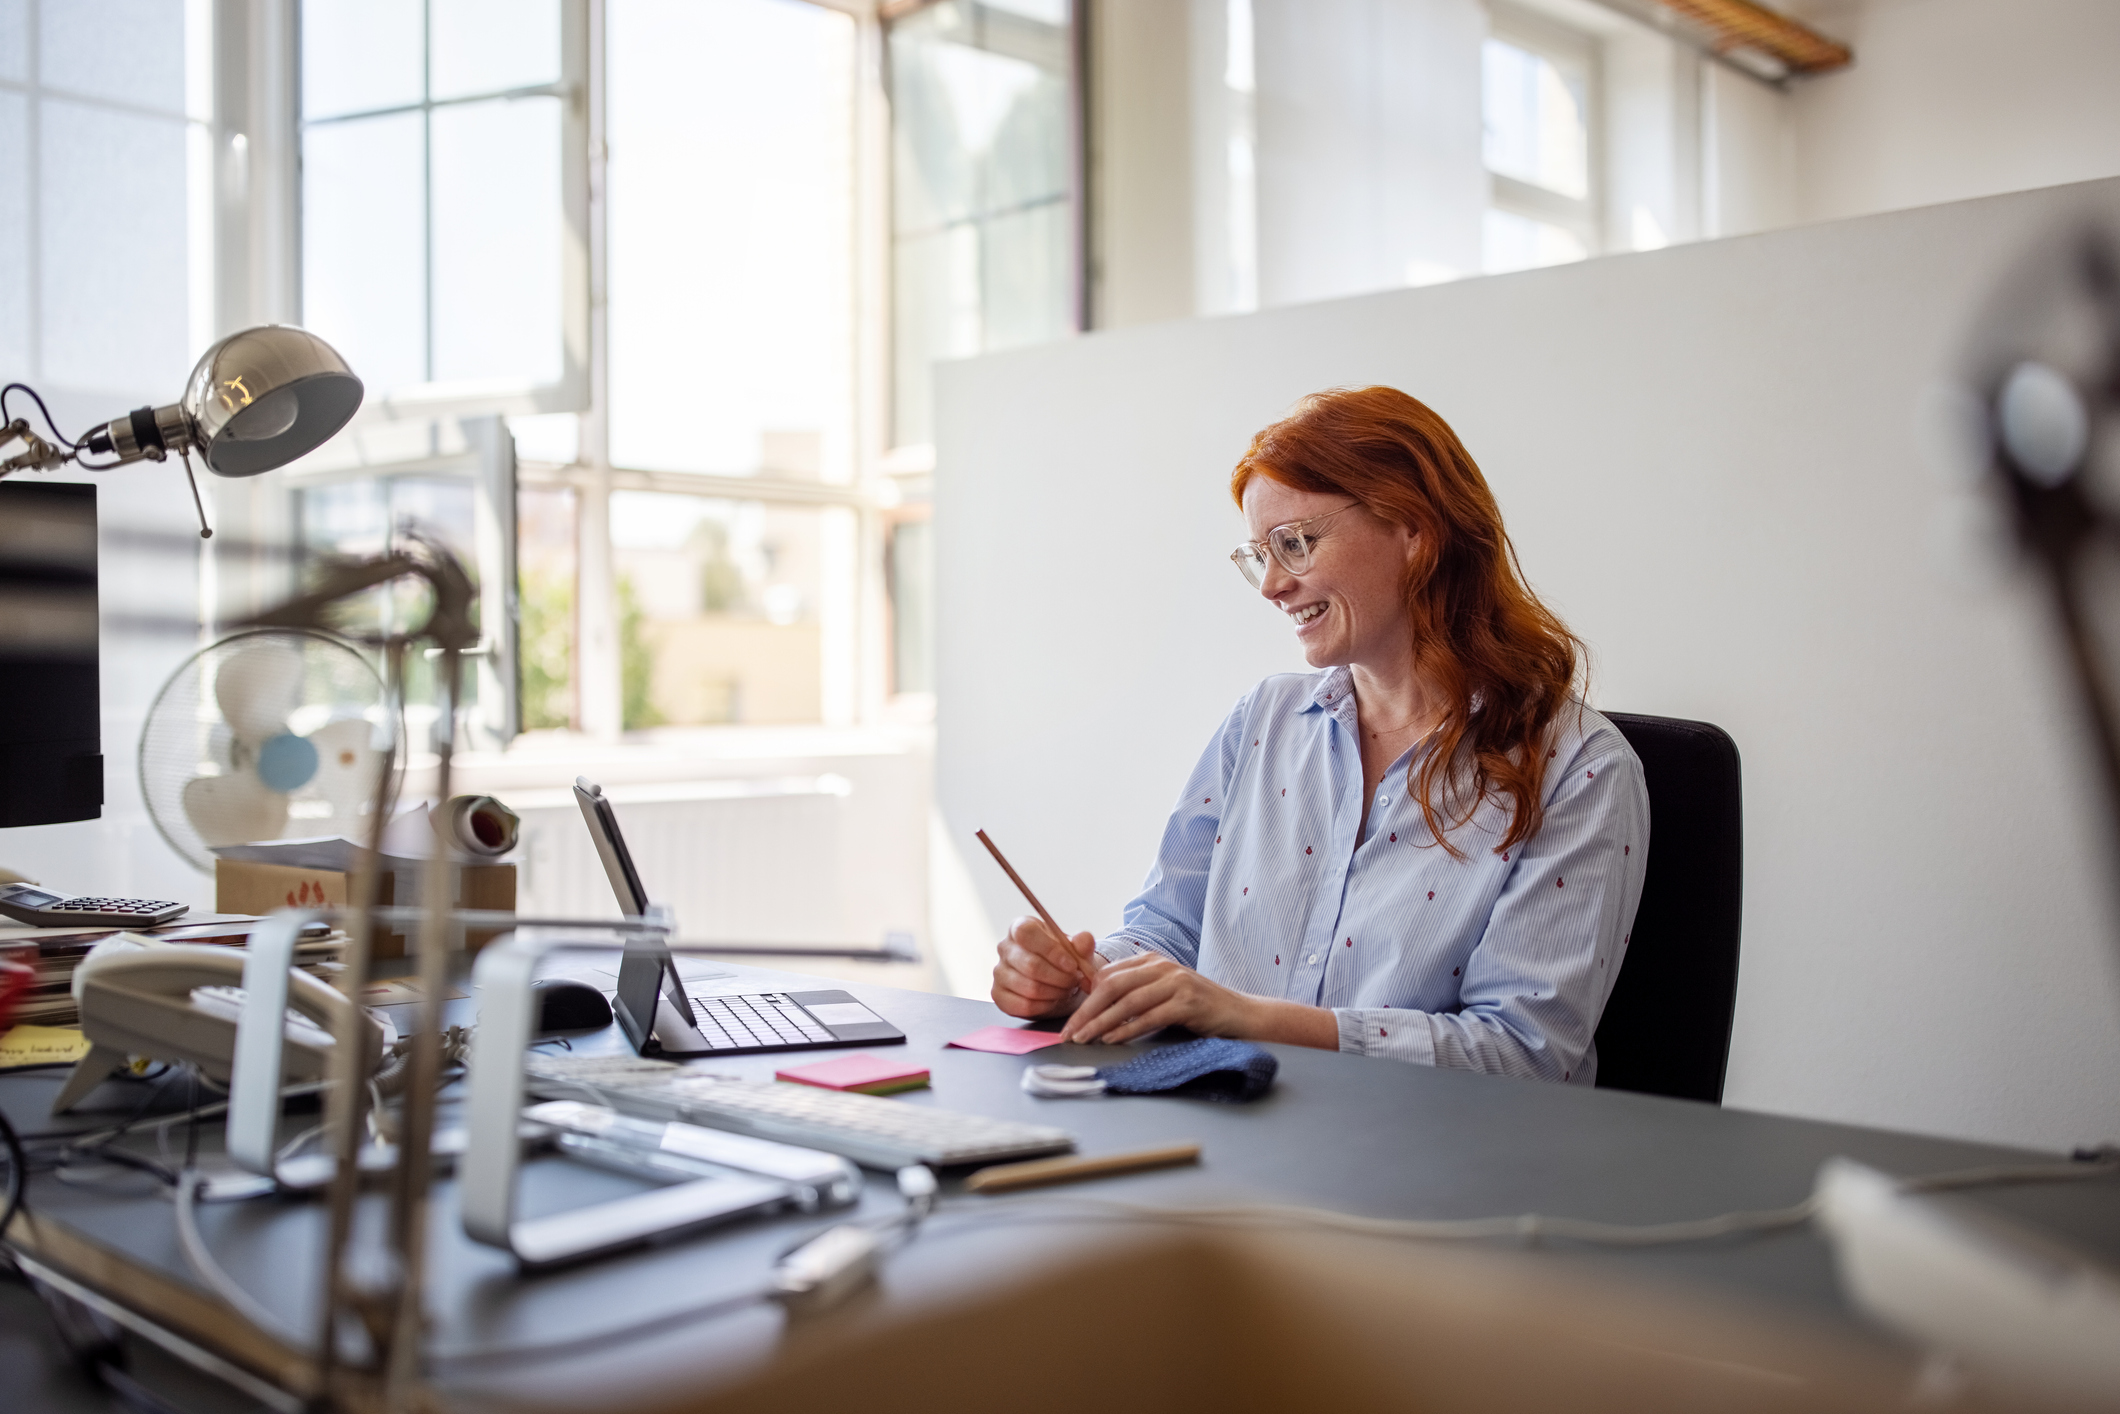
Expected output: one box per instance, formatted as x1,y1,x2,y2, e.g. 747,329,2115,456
182,326,364,477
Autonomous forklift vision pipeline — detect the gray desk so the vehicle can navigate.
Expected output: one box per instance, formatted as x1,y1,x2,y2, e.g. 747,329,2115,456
5,956,2119,1410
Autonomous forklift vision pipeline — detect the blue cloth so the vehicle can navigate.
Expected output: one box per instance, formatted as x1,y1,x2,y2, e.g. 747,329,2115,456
1096,1037,1278,1102
1098,667,1649,1085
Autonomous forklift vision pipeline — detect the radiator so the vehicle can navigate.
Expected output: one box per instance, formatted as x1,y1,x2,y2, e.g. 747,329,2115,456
508,775,891,945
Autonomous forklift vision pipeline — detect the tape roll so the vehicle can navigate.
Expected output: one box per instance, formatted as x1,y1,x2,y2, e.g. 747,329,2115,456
435,794,519,857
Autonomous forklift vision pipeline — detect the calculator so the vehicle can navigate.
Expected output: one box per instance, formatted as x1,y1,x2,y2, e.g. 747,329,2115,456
0,884,189,928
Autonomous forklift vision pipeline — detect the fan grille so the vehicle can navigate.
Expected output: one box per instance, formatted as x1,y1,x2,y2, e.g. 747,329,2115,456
140,629,401,874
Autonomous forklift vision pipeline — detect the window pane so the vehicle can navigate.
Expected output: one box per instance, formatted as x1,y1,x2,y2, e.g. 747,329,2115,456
983,200,1071,349
1483,207,1586,275
891,226,976,445
1482,37,1587,200
518,484,577,730
432,95,562,386
302,111,427,395
888,0,1073,448
40,99,189,395
607,0,854,476
888,518,934,695
301,0,424,121
42,0,186,115
431,0,560,101
610,490,824,727
0,92,25,375
0,0,26,83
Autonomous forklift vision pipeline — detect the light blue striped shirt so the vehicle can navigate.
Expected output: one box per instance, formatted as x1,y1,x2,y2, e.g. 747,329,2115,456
1099,667,1649,1084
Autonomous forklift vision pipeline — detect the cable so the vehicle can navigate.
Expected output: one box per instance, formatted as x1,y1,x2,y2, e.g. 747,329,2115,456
1,382,79,449
0,1110,27,1238
425,1287,769,1371
172,1171,309,1350
922,1152,2120,1252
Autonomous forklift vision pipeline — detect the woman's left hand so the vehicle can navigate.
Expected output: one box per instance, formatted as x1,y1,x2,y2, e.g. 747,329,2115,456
1061,952,1257,1045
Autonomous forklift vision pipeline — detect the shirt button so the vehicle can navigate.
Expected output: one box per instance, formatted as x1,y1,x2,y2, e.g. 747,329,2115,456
1306,955,1317,965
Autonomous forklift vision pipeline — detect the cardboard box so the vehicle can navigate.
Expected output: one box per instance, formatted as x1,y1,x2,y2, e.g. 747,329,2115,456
215,858,515,957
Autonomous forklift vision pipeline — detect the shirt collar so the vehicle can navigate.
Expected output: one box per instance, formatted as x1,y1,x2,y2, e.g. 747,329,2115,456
1300,666,1355,715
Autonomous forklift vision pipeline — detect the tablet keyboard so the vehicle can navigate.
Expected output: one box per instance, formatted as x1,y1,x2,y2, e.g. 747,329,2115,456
525,1054,1075,1170
689,993,835,1050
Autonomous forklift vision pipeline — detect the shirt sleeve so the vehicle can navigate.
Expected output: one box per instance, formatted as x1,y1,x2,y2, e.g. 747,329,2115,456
1331,738,1650,1084
1098,693,1254,969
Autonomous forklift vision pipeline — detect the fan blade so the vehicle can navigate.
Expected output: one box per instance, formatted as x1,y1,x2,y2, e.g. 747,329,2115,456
307,718,386,819
182,771,292,848
216,641,304,741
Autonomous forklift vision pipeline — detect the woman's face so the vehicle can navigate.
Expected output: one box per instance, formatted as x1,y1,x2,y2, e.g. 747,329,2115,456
1242,477,1419,672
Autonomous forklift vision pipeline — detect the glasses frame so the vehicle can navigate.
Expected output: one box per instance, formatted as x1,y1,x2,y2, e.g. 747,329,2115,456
1229,503,1360,588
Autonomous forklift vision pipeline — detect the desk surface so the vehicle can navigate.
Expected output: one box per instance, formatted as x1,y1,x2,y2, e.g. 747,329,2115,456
6,955,2120,1409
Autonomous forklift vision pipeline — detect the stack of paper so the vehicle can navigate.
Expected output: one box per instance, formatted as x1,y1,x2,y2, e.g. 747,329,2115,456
0,915,343,1027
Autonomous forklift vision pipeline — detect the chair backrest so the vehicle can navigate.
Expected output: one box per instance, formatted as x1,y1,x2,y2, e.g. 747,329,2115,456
1593,713,1744,1104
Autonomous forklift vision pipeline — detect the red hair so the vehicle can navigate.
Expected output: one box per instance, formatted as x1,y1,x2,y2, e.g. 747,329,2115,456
1230,387,1582,855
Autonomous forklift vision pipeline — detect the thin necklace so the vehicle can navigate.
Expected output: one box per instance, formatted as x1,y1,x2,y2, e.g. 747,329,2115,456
1367,715,1444,743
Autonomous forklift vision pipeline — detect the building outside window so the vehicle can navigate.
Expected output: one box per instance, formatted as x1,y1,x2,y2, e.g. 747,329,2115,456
1482,5,1597,275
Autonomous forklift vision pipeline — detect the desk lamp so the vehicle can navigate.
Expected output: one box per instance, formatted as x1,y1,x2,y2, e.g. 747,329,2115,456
1,324,363,537
1968,230,2120,879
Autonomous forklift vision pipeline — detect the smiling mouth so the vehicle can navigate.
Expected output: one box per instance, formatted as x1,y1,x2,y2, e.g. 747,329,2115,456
1288,602,1327,627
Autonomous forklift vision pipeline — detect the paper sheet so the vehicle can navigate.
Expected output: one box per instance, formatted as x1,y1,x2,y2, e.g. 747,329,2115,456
0,1024,92,1069
948,1024,1067,1055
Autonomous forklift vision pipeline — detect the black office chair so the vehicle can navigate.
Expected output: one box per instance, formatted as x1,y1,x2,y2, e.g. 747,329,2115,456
1592,713,1743,1104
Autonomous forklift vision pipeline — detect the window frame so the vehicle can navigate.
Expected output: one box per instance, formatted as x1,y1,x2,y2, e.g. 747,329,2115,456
261,0,1076,740
1483,1,1603,262
292,0,593,425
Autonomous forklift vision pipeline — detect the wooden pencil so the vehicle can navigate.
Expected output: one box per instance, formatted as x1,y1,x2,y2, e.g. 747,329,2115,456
975,828,1098,997
964,1142,1203,1194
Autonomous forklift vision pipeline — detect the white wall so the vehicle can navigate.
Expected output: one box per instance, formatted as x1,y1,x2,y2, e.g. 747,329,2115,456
1789,0,2120,225
935,175,2120,1152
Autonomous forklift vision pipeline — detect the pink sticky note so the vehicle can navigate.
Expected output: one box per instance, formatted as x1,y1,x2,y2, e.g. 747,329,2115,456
948,1025,1067,1055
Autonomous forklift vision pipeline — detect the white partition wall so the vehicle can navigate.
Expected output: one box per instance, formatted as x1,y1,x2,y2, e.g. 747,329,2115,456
935,176,2120,1152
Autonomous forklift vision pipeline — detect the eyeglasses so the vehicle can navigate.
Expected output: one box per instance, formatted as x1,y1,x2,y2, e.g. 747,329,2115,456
1229,504,1359,588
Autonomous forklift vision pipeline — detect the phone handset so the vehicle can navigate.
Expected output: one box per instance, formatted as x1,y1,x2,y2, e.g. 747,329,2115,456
52,935,374,1114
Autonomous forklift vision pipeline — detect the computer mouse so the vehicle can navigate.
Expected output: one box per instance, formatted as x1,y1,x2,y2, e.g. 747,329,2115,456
531,978,614,1033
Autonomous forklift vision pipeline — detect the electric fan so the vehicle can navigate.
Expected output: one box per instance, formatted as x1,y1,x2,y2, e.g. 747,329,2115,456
140,629,401,873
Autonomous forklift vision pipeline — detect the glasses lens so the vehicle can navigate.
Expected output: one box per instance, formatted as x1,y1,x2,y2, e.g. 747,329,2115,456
1268,526,1314,576
1232,545,1267,588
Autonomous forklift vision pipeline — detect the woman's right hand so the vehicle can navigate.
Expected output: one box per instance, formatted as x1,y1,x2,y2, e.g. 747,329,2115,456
992,915,1099,1019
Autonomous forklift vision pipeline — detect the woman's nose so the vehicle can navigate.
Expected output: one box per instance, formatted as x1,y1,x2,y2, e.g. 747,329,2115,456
1259,555,1295,601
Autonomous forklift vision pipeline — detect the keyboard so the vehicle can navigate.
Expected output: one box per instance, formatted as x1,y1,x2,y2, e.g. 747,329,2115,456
525,1054,1075,1170
686,993,836,1051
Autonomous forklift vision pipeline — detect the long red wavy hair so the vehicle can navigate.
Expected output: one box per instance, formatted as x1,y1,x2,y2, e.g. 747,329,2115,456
1230,387,1582,855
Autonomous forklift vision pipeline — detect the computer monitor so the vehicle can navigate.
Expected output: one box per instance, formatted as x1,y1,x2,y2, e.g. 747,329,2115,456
0,482,101,826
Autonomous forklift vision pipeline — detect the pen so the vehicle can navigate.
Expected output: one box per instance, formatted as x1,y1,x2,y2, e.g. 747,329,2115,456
974,828,1100,1000
963,1142,1203,1194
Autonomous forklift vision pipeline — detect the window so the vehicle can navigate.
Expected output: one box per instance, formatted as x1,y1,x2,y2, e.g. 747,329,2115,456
1482,9,1596,275
887,0,1077,450
1,0,211,400
606,0,856,479
298,0,583,407
609,491,843,728
274,0,1084,742
517,482,577,731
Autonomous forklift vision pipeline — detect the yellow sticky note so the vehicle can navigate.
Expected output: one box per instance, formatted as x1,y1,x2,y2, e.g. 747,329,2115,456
0,1025,93,1069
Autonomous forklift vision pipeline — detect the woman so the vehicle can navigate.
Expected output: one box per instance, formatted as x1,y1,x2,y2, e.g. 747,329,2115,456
992,387,1648,1084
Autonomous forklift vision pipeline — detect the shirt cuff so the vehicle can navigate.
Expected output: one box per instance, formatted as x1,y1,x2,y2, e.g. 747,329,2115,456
1334,1008,1436,1067
1095,935,1152,965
